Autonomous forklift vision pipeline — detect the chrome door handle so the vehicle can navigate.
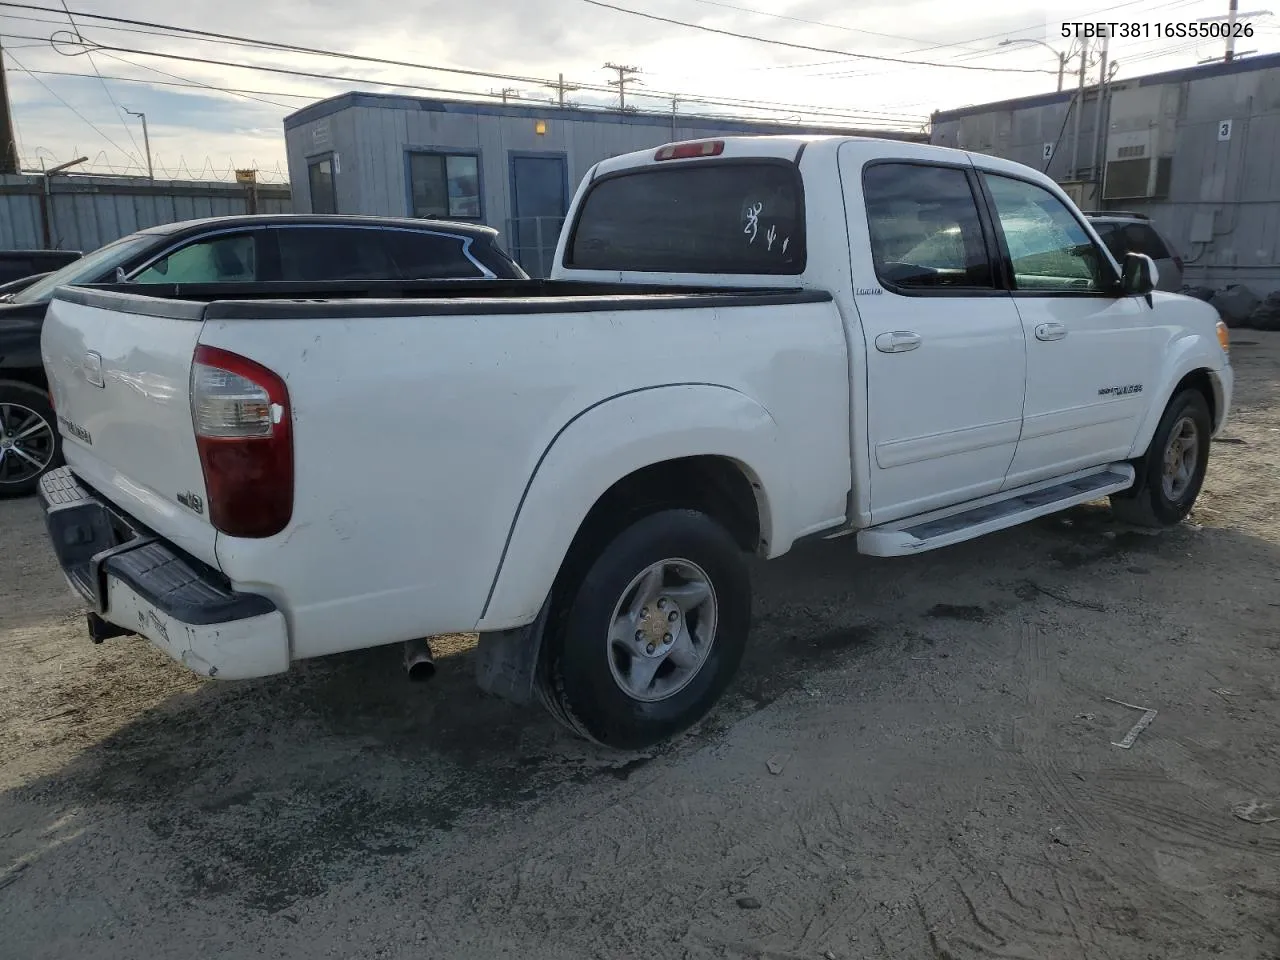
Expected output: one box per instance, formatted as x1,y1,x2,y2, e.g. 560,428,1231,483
874,330,922,353
1035,322,1067,341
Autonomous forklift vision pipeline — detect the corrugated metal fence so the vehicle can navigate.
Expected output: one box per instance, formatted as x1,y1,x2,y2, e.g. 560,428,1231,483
0,174,292,253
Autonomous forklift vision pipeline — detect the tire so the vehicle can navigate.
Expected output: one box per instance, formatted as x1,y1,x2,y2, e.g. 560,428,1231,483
0,381,61,499
1109,388,1212,527
539,508,752,750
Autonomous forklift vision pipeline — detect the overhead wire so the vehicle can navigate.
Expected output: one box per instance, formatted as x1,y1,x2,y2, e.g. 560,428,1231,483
683,0,995,54
2,30,927,130
37,34,929,126
55,0,141,161
575,0,1058,74
0,3,933,125
94,49,297,109
3,47,136,162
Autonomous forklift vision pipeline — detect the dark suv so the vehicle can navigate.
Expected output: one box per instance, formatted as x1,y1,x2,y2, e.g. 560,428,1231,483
1084,212,1183,292
0,215,527,497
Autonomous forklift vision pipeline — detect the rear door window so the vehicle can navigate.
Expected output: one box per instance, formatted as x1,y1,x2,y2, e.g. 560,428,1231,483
275,227,396,281
566,162,805,274
862,162,995,290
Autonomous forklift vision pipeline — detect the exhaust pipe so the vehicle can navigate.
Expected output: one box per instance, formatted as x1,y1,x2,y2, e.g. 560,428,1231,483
403,637,436,681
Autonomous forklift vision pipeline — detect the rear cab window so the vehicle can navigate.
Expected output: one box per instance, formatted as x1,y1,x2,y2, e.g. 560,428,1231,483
565,161,806,275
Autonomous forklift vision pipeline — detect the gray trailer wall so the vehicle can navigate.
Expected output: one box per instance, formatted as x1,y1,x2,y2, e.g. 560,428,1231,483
931,54,1280,296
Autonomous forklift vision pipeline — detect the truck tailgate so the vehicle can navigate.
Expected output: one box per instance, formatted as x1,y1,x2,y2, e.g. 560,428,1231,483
41,291,219,567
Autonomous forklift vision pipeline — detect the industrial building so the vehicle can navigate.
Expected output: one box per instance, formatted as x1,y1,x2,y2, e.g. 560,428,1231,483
282,93,927,275
931,52,1280,295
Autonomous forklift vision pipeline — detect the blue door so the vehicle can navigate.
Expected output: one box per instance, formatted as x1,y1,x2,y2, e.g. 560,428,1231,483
509,153,568,278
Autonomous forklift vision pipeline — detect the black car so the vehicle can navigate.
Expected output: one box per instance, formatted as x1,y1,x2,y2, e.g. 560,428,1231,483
0,249,83,286
0,214,527,497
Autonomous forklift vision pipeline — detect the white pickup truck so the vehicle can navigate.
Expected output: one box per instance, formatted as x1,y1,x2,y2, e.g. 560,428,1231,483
37,135,1232,749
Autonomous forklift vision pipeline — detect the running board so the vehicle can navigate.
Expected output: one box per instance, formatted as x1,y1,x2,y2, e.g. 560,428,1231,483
857,464,1136,558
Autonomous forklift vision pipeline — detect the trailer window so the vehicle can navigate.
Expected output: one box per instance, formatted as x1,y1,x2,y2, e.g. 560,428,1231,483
566,162,805,275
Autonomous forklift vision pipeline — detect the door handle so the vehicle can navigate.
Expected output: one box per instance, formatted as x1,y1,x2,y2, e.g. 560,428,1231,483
1035,322,1068,341
874,330,922,353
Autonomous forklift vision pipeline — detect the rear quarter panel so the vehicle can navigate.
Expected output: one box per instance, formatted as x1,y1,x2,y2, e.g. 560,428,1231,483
202,297,850,659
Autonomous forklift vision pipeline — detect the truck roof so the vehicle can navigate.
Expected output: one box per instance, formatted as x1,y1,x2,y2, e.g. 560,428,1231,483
590,134,974,179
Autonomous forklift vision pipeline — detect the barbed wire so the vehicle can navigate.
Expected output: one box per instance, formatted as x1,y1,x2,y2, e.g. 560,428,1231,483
14,148,291,182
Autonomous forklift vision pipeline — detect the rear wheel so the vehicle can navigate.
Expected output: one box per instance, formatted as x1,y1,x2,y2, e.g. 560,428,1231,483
539,509,751,750
0,382,60,499
1110,388,1211,527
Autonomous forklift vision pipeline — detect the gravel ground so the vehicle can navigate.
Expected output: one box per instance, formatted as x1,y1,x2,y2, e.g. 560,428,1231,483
1,334,1277,960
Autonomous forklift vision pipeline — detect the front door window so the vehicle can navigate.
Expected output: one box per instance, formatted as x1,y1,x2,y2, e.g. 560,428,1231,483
983,175,1110,292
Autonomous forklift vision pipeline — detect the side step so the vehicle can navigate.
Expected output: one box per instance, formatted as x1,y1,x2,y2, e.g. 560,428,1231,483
857,464,1135,558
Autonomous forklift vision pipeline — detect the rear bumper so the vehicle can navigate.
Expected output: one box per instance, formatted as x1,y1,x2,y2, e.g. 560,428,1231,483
37,467,290,679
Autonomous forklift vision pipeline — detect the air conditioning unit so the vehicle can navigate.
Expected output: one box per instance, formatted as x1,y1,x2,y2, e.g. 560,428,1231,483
1102,83,1179,200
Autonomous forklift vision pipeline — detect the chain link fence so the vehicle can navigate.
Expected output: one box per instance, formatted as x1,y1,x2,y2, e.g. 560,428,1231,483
505,216,565,279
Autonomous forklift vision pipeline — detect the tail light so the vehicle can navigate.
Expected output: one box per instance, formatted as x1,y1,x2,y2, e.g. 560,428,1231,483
1173,255,1184,271
655,140,725,161
191,345,293,538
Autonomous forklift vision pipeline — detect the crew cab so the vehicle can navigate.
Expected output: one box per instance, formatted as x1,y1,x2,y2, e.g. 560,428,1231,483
0,214,526,497
36,136,1232,749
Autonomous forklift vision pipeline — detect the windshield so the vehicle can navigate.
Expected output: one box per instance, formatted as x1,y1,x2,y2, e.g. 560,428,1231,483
11,235,154,304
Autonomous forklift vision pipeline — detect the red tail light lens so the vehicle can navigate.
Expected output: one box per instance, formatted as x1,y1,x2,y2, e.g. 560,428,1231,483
191,345,293,538
654,140,725,161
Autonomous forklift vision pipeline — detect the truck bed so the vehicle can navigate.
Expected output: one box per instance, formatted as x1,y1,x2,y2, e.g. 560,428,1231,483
41,278,852,669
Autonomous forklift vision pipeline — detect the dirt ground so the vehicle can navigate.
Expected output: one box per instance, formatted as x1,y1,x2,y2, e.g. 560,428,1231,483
1,335,1278,960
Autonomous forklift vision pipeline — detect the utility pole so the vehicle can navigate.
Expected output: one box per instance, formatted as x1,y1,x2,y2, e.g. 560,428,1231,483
545,73,580,107
671,96,679,138
1070,37,1089,180
1226,0,1239,60
1194,4,1268,63
1090,26,1110,183
123,108,153,180
603,63,642,111
0,36,19,174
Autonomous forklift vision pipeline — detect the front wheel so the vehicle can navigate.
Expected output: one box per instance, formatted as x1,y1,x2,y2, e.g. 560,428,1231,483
539,509,752,750
0,381,61,499
1110,388,1212,527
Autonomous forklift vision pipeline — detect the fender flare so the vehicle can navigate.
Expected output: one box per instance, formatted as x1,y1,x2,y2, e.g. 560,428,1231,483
476,383,788,631
1128,335,1228,458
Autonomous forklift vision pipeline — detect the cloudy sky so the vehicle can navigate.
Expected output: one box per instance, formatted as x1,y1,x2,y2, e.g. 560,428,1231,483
2,0,1277,182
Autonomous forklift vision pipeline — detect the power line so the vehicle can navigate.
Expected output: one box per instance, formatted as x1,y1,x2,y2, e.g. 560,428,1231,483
94,48,295,109
684,0,995,54
576,0,1058,74
17,67,316,100
3,47,135,162
56,0,141,160
0,4,931,125
26,33,928,126
807,0,1203,80
0,33,926,130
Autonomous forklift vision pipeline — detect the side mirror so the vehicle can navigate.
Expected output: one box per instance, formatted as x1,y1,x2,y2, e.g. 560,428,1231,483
1121,252,1158,297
